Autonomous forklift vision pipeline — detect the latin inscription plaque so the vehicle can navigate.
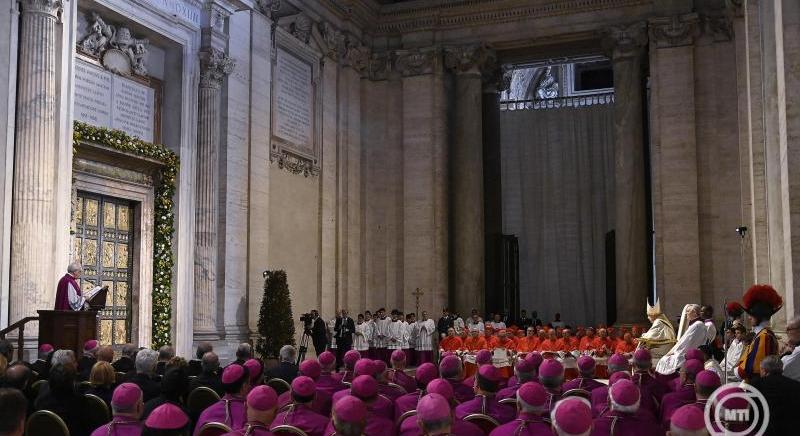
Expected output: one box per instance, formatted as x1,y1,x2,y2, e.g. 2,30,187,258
274,48,313,155
74,58,155,142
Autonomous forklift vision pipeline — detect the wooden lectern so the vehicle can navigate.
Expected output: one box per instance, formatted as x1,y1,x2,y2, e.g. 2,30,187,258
37,310,98,356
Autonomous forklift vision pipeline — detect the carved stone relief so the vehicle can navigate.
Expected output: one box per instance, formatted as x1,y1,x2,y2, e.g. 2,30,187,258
602,21,648,60
648,14,700,48
78,12,150,77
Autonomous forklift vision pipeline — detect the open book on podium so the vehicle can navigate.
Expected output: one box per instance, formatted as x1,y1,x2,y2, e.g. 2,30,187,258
84,285,109,311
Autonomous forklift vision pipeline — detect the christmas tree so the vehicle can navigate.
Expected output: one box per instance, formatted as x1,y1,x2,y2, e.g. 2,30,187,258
256,270,296,359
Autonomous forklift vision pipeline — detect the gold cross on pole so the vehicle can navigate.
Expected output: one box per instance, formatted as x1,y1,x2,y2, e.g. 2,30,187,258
411,288,424,316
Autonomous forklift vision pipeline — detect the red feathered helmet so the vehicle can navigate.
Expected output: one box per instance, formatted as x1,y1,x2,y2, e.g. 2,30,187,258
725,301,744,318
742,285,783,319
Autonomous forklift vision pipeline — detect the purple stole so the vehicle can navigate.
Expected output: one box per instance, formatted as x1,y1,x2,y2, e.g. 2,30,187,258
271,405,329,436
594,410,664,436
562,376,605,392
447,378,476,403
399,414,484,436
54,273,80,311
90,417,143,436
490,412,554,436
390,369,417,393
455,395,516,424
194,395,247,436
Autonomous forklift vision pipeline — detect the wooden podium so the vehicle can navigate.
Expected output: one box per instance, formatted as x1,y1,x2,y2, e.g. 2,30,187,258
37,310,98,356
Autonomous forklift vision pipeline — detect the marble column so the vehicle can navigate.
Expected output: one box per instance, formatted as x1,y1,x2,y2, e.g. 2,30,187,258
603,23,649,323
9,0,62,328
648,15,701,317
194,48,234,339
445,46,493,316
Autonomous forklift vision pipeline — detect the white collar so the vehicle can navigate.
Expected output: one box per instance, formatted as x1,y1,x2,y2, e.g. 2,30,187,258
753,320,770,334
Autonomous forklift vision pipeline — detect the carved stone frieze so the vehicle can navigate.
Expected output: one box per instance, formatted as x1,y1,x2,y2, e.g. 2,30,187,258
602,22,648,60
444,44,496,75
78,12,150,77
270,149,319,177
199,48,235,89
290,13,313,44
256,0,282,18
395,48,439,77
649,14,700,48
367,52,391,81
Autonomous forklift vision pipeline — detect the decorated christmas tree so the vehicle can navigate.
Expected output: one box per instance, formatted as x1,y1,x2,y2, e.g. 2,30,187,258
256,270,296,360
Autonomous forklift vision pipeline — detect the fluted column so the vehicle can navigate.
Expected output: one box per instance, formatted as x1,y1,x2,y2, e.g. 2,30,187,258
603,23,649,324
194,48,234,338
445,45,494,316
9,0,62,328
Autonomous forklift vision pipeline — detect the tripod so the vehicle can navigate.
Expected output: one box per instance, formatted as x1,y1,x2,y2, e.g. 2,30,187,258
297,328,311,366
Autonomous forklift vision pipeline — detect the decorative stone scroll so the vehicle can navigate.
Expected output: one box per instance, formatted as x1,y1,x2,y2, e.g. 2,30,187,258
78,12,150,77
648,14,700,48
20,0,62,15
601,22,648,60
701,13,733,42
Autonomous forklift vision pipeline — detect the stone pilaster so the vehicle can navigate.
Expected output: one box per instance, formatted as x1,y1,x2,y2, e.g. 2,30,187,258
9,0,62,329
194,47,234,338
602,22,650,323
647,14,702,317
444,45,495,316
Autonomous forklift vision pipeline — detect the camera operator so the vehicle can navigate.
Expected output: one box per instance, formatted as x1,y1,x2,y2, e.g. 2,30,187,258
334,309,355,370
309,310,328,357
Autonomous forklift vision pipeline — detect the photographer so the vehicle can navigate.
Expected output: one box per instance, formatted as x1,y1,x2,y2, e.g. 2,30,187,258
334,309,355,370
308,310,328,357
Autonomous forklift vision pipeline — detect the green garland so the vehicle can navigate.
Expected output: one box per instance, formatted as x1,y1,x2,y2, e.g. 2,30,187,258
73,121,179,348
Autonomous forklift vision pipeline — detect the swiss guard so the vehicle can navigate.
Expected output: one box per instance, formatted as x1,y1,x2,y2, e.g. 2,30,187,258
736,284,783,382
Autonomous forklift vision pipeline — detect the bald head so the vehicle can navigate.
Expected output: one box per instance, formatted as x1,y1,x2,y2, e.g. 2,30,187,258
4,364,32,390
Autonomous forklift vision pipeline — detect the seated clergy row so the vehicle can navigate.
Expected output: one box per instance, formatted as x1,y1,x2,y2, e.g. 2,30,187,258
86,346,741,436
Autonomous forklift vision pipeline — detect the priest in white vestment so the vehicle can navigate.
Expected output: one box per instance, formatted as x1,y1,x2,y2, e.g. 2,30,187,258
354,314,371,352
415,311,436,364
656,304,707,375
637,298,676,358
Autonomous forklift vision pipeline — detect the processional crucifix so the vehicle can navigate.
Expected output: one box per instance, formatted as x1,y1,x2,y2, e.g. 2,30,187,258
412,288,424,316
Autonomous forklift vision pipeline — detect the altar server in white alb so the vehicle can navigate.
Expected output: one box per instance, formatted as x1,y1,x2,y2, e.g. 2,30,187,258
415,311,436,365
354,313,371,353
404,313,417,366
656,304,708,376
375,308,391,362
386,310,406,357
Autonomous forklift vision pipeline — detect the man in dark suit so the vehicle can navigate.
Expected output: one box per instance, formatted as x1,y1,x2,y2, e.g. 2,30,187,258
77,340,98,381
128,349,161,402
750,355,800,435
34,364,90,435
311,310,328,356
518,310,532,330
437,308,453,338
263,345,299,392
188,351,224,396
112,343,137,375
334,309,356,370
30,344,53,381
187,342,213,377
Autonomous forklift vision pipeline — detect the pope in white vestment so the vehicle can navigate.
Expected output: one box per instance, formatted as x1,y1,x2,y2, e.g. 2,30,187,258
637,298,676,358
656,304,707,375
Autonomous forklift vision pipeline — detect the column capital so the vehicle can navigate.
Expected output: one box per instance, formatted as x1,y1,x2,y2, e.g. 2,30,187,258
444,44,496,76
482,65,511,94
648,13,701,48
199,48,235,89
602,22,648,61
19,0,62,16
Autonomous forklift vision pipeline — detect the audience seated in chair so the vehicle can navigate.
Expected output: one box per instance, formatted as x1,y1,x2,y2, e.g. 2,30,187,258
190,352,224,397
0,387,27,436
113,344,138,375
188,342,213,378
264,345,299,387
130,349,162,402
143,366,191,420
87,360,117,407
34,362,91,435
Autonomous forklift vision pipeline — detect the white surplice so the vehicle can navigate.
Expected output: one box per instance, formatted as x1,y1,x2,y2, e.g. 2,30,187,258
656,320,708,375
